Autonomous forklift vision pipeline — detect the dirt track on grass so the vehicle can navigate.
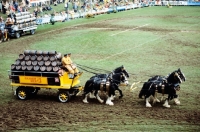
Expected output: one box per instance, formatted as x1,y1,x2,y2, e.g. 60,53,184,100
0,19,200,131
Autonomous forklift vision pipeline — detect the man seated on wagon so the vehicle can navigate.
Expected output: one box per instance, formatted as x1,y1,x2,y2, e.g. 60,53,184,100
2,16,14,40
61,53,80,77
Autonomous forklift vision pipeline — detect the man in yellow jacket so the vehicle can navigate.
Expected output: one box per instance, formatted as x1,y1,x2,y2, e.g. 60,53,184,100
62,53,79,75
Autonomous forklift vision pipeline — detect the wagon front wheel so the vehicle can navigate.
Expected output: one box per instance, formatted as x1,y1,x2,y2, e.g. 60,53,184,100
16,87,29,100
57,90,71,103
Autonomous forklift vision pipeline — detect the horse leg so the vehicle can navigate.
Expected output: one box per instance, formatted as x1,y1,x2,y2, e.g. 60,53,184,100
152,93,160,104
173,95,180,105
145,97,152,107
89,91,96,99
95,90,104,103
106,96,114,106
163,99,170,108
110,94,115,101
106,86,114,106
82,92,89,103
118,88,123,99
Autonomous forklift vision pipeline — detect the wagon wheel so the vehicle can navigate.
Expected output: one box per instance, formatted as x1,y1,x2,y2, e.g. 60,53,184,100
57,90,71,103
16,87,29,100
15,32,20,39
30,29,35,35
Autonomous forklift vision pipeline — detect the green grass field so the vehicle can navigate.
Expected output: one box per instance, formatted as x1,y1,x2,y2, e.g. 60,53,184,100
0,6,200,131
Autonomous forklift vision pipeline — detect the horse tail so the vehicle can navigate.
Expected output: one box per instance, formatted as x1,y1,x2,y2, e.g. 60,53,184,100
139,82,147,99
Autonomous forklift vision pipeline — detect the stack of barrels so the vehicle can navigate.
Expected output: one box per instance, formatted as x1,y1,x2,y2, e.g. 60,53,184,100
14,12,37,29
11,50,62,72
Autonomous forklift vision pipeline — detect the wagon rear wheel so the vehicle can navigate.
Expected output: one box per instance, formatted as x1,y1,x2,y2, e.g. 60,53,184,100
16,87,29,100
57,90,71,103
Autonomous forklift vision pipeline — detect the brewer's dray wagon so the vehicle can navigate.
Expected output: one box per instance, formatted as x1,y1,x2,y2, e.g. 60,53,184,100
8,50,83,103
7,12,37,39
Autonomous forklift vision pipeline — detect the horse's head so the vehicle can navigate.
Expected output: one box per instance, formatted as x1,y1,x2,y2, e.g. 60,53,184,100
112,72,129,86
114,65,129,78
167,68,186,84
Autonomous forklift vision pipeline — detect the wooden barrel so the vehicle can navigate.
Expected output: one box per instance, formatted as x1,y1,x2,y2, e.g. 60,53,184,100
40,66,46,71
45,60,51,66
15,59,21,65
29,50,37,55
36,50,43,55
24,50,30,55
51,61,57,66
53,66,59,72
20,60,26,66
15,13,21,17
56,53,62,60
22,65,27,71
18,54,25,60
26,60,32,66
16,65,21,70
27,65,33,71
34,65,40,71
49,51,57,56
43,56,49,61
11,64,16,70
32,60,37,66
24,55,30,61
30,55,37,61
38,60,44,66
42,51,49,55
49,56,56,61
37,55,43,61
46,66,52,72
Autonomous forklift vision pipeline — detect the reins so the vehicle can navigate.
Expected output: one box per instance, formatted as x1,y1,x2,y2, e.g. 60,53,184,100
77,63,112,75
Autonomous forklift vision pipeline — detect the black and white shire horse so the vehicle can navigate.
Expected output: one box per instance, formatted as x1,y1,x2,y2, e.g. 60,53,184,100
83,72,128,105
139,68,186,108
89,65,129,99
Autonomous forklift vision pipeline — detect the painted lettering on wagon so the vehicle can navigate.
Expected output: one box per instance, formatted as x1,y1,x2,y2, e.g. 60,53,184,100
24,77,42,83
19,76,48,84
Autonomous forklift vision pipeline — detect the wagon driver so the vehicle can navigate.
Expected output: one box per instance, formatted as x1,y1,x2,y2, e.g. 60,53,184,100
61,53,79,75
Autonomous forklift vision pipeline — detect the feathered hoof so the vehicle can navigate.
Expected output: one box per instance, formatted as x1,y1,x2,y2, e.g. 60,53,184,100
146,104,152,108
106,101,114,106
174,98,180,105
99,100,104,103
83,99,89,104
111,96,115,101
163,104,170,108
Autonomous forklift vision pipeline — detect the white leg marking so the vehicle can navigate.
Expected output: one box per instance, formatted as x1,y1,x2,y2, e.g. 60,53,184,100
146,98,152,107
89,91,96,99
163,100,170,108
83,93,89,103
174,98,180,105
96,94,104,103
106,97,114,106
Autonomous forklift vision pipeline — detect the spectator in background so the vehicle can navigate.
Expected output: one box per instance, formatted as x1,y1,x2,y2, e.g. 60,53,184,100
13,0,19,11
0,1,2,12
54,0,57,6
2,1,8,14
72,0,78,13
64,0,68,13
